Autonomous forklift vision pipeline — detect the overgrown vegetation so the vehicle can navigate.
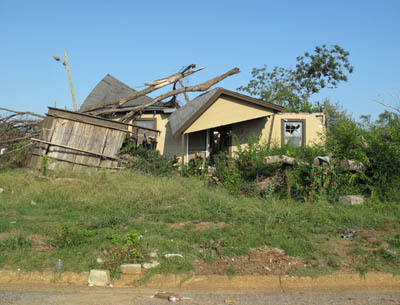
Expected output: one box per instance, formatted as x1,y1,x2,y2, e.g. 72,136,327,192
203,108,400,202
0,169,398,278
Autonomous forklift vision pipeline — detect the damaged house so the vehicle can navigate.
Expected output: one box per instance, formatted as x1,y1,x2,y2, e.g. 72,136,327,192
80,74,325,164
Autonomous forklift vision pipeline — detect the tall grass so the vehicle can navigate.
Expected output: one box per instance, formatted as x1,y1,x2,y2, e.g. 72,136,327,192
0,169,399,276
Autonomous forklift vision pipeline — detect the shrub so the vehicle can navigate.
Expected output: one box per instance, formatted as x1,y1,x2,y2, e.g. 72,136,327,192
50,224,96,248
121,144,176,176
104,230,147,277
180,155,209,177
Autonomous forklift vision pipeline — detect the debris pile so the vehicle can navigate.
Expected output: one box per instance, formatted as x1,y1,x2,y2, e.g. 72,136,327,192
1,65,240,171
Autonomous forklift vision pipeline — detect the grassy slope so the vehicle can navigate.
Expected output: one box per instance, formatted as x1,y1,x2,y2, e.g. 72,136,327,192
0,169,399,277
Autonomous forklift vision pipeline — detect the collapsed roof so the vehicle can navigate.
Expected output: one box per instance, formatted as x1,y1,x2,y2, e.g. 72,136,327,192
80,74,174,113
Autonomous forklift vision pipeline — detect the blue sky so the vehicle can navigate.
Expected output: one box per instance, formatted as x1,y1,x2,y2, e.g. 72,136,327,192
0,0,399,119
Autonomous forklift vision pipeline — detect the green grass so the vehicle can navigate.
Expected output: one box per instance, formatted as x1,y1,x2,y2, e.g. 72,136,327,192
0,168,399,277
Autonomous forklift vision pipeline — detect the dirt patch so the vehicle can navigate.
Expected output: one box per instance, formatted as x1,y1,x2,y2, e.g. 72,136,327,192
0,210,17,215
53,178,87,184
28,234,52,252
168,222,227,231
167,222,190,229
0,232,15,240
357,228,388,240
192,222,227,231
23,216,37,220
194,246,304,276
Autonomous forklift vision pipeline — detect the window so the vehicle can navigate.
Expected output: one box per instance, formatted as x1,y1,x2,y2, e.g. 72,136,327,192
281,120,305,147
134,119,156,130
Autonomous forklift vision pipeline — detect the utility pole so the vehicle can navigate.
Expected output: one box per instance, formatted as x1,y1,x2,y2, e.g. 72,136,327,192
53,51,78,111
63,51,77,111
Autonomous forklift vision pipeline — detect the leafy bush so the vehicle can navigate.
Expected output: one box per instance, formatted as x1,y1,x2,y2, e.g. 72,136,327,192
121,144,176,176
50,224,96,248
104,230,147,277
325,118,369,164
213,151,244,194
180,155,209,177
363,112,400,200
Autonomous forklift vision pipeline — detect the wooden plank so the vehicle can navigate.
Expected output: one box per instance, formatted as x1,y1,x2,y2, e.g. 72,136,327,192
31,153,122,169
47,107,160,133
63,120,82,169
94,128,110,168
101,129,126,168
31,138,121,161
55,119,75,169
47,119,69,169
73,123,94,171
85,126,108,169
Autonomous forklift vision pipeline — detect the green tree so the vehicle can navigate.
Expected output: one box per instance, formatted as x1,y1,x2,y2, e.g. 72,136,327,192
238,45,354,111
321,99,350,131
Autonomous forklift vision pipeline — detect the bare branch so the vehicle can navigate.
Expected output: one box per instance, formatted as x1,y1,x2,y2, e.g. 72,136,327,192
0,133,40,144
372,99,400,113
0,107,45,119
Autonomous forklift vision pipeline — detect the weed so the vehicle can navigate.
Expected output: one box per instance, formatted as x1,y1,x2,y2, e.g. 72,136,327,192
50,225,95,248
0,236,32,250
225,266,237,279
104,230,146,278
40,156,50,176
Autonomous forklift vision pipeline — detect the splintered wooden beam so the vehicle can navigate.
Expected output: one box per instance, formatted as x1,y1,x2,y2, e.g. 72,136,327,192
81,65,205,113
96,67,240,119
178,79,190,104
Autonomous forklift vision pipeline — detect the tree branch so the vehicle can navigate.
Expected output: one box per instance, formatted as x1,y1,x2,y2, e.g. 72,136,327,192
372,99,400,113
81,65,205,113
0,107,45,119
115,67,240,122
94,67,240,119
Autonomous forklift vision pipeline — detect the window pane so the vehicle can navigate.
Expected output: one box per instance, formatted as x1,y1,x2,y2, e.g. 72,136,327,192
284,121,303,147
135,120,155,129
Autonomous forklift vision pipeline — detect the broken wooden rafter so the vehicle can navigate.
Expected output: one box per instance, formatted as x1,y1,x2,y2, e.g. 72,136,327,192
118,67,240,122
178,79,190,104
95,67,240,120
81,65,205,114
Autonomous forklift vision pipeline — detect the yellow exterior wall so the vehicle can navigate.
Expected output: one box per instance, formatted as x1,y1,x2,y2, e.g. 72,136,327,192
133,110,325,162
212,113,325,155
268,112,325,147
185,95,274,134
133,113,181,159
230,117,269,153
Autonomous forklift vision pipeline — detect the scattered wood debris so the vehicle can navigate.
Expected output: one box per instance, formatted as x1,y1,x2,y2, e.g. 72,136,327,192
1,65,240,171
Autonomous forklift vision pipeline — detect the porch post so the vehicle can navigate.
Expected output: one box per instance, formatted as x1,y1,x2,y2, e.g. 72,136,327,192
186,133,189,164
205,129,210,158
181,134,185,164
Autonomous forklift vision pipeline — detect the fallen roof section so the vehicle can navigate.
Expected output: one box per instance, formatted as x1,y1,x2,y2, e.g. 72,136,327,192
79,74,167,112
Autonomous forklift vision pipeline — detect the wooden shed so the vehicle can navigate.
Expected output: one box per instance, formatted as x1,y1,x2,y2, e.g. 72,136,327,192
30,107,159,170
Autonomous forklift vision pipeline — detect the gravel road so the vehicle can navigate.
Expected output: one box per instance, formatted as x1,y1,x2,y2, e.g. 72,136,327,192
0,285,399,305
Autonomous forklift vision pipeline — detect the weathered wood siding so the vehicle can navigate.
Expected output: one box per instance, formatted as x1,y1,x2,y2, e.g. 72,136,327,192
31,107,159,170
